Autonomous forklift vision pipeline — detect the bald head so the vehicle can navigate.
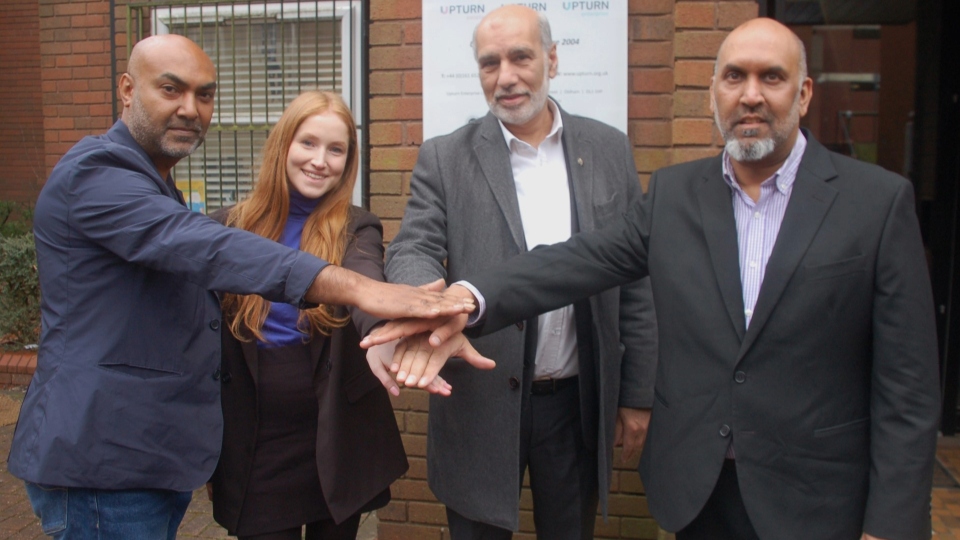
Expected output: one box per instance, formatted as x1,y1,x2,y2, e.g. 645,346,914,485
715,18,807,86
119,35,217,177
472,5,552,59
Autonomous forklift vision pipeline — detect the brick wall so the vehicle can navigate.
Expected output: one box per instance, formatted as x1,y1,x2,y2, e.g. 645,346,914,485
369,1,756,538
0,0,44,202
37,0,120,177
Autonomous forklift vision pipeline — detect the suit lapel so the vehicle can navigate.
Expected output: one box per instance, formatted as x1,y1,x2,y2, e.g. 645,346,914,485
737,137,839,360
561,111,595,233
698,161,747,341
475,113,526,250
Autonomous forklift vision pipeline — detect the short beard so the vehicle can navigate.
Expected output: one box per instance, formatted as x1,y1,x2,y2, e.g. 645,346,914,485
488,66,550,126
714,93,801,163
126,94,203,160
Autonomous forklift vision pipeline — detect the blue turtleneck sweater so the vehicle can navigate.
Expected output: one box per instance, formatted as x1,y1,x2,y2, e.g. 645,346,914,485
258,190,323,348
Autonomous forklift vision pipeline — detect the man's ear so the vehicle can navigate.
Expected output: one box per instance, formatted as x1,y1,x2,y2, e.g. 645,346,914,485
118,73,135,109
547,43,558,79
708,76,716,114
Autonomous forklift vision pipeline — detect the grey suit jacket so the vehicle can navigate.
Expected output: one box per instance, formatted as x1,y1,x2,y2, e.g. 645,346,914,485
466,132,940,540
385,106,658,530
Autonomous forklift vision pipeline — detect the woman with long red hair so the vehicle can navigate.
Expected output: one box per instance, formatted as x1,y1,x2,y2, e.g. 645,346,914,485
208,90,412,540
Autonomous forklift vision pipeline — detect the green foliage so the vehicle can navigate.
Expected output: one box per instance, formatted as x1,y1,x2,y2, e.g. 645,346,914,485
0,200,34,238
0,233,41,349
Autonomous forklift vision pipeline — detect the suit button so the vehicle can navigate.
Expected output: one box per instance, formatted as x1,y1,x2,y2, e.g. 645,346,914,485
210,319,220,330
516,322,524,331
734,371,746,383
212,368,221,381
509,377,520,390
719,424,731,437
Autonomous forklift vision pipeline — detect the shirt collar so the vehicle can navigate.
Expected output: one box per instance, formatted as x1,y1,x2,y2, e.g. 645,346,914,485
497,98,564,152
722,130,807,195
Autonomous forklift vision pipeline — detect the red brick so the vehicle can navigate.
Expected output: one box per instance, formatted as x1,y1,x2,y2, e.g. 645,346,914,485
607,493,649,517
403,71,423,94
634,15,674,41
673,118,714,145
408,502,447,525
371,71,403,95
674,89,711,117
390,479,437,502
404,123,423,145
403,21,422,44
370,193,410,218
71,14,107,28
631,68,674,93
382,219,402,243
620,517,660,538
370,45,423,70
378,522,443,540
674,30,727,59
406,456,428,479
370,171,402,194
674,60,714,88
593,515,620,538
405,411,428,434
370,22,403,45
377,500,408,522
73,91,108,105
633,148,672,172
628,41,673,68
370,123,403,146
630,120,672,147
401,433,427,457
629,0,675,15
628,95,672,119
718,2,758,29
370,97,422,121
618,469,645,493
675,2,716,29
370,0,421,21
672,146,720,165
389,386,430,410
54,3,87,16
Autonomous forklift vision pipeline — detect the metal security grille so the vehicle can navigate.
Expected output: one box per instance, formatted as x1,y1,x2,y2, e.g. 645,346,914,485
124,1,363,212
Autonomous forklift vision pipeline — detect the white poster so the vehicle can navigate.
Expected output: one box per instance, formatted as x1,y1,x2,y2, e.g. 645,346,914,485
422,0,628,140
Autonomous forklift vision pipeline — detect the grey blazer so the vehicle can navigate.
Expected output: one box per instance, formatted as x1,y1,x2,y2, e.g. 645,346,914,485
466,132,940,540
385,105,658,530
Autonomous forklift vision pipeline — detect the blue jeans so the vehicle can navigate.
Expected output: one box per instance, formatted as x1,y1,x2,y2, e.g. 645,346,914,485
25,482,192,540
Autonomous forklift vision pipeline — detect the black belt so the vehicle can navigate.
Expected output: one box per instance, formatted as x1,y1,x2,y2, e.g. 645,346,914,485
530,376,578,395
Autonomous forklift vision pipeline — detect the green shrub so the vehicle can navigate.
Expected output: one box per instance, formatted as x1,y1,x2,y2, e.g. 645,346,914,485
0,233,40,349
0,200,34,238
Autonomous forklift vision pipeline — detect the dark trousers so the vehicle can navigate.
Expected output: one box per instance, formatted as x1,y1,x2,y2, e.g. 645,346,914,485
236,515,361,540
446,377,598,540
676,460,760,540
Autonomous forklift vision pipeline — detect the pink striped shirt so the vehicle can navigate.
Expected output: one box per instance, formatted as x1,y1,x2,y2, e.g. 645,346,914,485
722,132,807,329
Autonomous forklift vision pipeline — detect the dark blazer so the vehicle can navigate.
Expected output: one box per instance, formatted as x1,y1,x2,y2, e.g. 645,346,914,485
385,105,658,530
10,121,326,492
466,133,940,540
210,207,408,528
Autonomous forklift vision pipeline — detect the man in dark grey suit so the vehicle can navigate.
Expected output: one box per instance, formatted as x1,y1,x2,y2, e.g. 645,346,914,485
382,5,658,539
369,17,939,540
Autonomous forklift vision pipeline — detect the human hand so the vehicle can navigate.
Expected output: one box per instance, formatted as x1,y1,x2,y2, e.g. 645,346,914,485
308,269,474,320
360,284,476,349
365,335,453,396
392,332,496,390
614,407,651,464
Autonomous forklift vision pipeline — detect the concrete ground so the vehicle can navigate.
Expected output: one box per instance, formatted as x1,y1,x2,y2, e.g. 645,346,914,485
2,386,960,539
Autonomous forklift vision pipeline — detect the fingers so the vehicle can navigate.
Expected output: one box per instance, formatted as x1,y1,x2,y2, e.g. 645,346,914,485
454,338,496,370
365,341,400,396
419,278,447,292
361,318,443,348
614,415,624,447
428,313,470,347
424,374,453,396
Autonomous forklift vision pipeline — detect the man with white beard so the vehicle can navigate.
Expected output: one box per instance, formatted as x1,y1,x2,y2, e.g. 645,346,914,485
378,5,659,538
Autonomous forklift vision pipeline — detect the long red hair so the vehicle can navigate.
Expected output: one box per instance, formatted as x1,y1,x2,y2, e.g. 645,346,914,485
221,90,358,342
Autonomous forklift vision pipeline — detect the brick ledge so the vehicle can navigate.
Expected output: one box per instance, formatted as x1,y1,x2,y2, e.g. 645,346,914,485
0,351,37,388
